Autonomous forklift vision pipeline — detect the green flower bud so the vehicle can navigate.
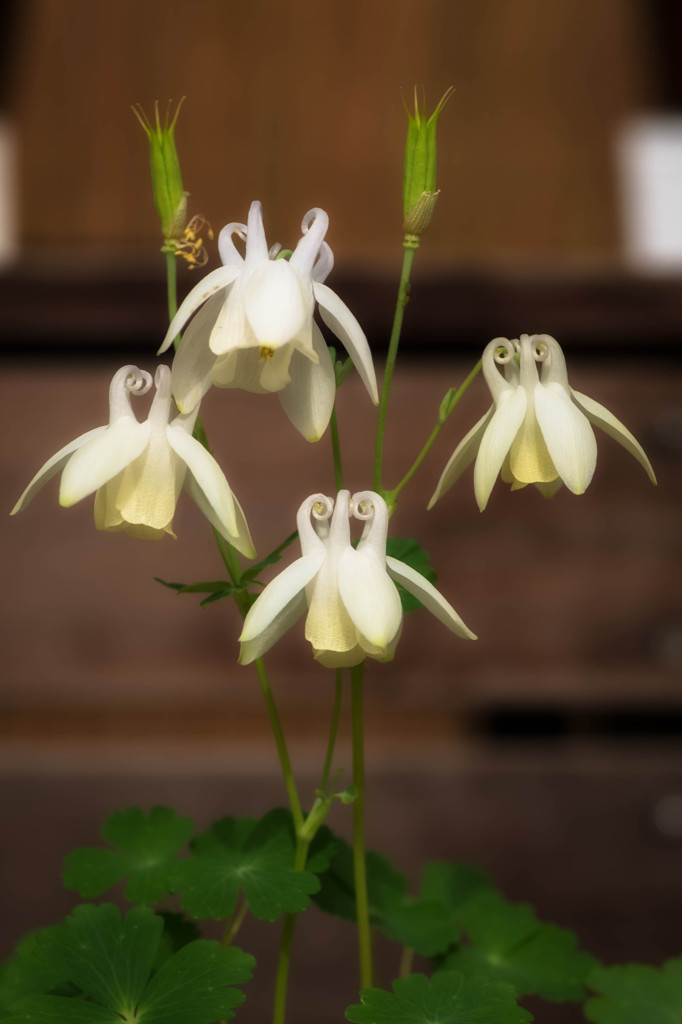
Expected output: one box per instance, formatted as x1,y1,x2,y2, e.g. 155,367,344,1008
133,98,188,242
402,86,453,245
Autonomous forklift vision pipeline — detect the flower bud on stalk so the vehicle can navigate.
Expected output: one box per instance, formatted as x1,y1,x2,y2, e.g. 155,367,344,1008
133,99,212,267
402,86,454,247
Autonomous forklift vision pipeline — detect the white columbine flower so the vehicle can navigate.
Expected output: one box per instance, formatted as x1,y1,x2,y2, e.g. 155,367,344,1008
11,364,255,553
239,489,475,668
429,333,656,512
157,200,379,441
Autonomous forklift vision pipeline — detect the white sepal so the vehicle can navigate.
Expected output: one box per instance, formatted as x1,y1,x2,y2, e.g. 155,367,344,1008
385,556,477,640
11,425,108,514
533,382,597,494
277,324,335,440
171,292,225,413
158,265,241,355
240,552,325,650
313,281,379,404
59,419,150,507
338,546,402,651
570,389,657,484
473,387,527,510
427,408,493,509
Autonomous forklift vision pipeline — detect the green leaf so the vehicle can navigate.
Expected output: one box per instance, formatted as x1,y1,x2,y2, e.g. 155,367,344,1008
346,970,532,1024
63,806,194,904
421,861,494,911
135,939,254,1024
153,912,202,969
584,959,682,1024
385,538,437,613
155,577,245,606
171,812,321,921
443,889,597,1002
3,904,255,1024
2,996,123,1023
315,841,454,957
0,931,75,1013
40,904,161,1012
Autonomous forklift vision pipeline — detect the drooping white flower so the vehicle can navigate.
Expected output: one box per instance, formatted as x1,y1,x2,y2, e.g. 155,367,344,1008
429,334,657,512
11,364,255,553
239,489,475,668
157,200,379,441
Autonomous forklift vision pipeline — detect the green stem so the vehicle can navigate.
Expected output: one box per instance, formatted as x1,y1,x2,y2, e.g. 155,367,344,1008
329,406,344,492
272,839,310,1024
221,896,249,946
372,245,416,492
386,358,483,506
351,662,373,988
319,669,343,795
399,946,414,978
254,657,304,834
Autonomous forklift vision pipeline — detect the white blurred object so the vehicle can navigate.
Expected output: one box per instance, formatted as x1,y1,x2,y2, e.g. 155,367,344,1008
0,115,17,267
618,116,682,271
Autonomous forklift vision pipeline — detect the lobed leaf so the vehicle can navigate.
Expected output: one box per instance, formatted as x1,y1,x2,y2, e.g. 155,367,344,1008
345,970,532,1024
171,811,322,922
315,840,455,957
442,889,597,1002
63,806,194,904
584,958,682,1024
2,904,254,1024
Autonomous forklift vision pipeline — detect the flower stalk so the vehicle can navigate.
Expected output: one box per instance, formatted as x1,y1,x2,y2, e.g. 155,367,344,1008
351,661,373,989
373,245,416,495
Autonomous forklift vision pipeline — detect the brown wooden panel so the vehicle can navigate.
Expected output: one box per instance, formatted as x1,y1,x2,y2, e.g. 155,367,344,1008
12,0,654,268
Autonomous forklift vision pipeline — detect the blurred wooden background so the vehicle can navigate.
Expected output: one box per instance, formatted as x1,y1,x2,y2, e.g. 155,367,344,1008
5,0,657,268
1,3,682,1020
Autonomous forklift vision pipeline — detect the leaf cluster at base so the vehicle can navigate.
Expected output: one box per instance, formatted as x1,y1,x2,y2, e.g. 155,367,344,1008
5,801,663,1024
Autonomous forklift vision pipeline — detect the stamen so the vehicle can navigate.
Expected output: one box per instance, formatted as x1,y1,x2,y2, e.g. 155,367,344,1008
165,215,214,268
259,346,275,361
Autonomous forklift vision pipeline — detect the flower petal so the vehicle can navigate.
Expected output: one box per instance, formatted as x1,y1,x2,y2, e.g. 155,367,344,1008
427,408,493,509
289,207,329,279
105,428,180,530
533,382,597,494
313,282,378,404
184,471,255,559
166,426,255,556
239,552,325,650
277,323,335,440
211,349,270,394
385,556,477,639
571,389,657,484
239,589,308,665
337,547,402,652
473,387,527,511
157,265,241,354
259,345,295,392
59,419,150,507
172,291,225,413
11,425,108,514
245,260,311,347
